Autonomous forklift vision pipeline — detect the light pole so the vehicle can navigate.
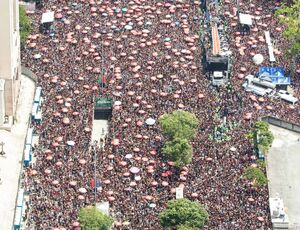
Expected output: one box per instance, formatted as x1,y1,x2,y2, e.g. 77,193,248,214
93,140,98,204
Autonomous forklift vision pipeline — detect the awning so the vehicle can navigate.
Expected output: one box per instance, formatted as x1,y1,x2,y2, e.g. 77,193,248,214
211,25,221,56
41,11,54,24
259,67,291,85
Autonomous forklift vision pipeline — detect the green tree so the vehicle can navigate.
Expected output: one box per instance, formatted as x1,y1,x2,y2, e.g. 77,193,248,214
245,121,274,152
79,206,114,230
159,111,199,140
243,166,268,186
276,0,300,56
159,199,209,229
178,225,196,230
19,5,32,47
162,138,193,167
256,159,266,169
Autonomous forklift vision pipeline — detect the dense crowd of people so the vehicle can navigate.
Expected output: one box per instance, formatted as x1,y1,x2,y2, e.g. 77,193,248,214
21,0,299,229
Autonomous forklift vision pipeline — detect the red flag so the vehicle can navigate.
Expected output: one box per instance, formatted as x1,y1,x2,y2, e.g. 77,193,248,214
90,179,95,189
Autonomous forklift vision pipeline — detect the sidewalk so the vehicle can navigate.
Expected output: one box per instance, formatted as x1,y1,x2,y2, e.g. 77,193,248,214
0,75,35,230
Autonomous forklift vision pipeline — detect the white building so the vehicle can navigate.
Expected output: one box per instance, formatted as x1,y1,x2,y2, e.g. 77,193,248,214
0,0,21,128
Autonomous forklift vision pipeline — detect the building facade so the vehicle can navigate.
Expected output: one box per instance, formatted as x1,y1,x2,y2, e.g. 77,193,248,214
0,0,21,127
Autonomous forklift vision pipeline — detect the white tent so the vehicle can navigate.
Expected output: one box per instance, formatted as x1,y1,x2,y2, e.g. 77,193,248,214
239,13,252,25
41,11,54,24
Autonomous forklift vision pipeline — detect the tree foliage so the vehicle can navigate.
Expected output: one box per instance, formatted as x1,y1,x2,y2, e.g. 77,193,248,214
79,206,114,230
276,0,300,56
159,111,199,140
19,5,32,47
255,121,274,151
162,138,193,167
159,199,209,229
246,121,274,152
243,166,268,186
178,225,196,230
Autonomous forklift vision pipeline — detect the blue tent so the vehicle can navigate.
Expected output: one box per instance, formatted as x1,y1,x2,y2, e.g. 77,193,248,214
259,67,291,85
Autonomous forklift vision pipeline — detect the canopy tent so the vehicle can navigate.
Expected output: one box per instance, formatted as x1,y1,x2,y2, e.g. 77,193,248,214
95,98,113,107
41,11,54,24
259,67,291,85
239,13,252,25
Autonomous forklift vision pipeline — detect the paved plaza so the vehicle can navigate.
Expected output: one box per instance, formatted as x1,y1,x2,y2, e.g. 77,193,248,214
0,75,35,230
267,125,300,229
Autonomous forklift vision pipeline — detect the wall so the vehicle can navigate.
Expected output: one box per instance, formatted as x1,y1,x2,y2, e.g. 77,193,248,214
262,116,300,133
0,0,21,117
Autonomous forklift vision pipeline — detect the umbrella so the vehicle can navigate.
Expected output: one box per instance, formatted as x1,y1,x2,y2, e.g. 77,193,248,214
79,188,87,194
63,117,70,124
73,222,80,227
191,193,198,197
253,54,264,65
67,140,75,146
230,147,236,152
69,181,77,186
55,13,63,19
125,25,133,30
129,167,140,174
108,154,115,159
111,139,120,146
114,101,122,106
108,196,115,201
248,197,255,202
129,181,137,187
162,181,169,186
257,216,264,222
52,180,59,185
135,175,141,181
84,127,91,132
55,161,63,166
123,172,130,177
44,169,51,174
34,54,41,59
30,170,38,175
78,195,85,200
119,161,127,166
145,118,156,126
149,203,156,208
103,179,111,184
46,155,53,160
79,159,86,164
107,166,113,171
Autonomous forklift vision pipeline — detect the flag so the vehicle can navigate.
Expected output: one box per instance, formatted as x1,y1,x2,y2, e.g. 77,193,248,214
96,179,101,188
90,179,95,189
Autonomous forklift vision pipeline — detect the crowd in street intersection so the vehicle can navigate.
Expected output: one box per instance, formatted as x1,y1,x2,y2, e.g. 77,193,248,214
21,0,299,229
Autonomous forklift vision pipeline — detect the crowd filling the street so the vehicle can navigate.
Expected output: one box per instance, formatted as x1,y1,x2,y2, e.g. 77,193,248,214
21,0,300,229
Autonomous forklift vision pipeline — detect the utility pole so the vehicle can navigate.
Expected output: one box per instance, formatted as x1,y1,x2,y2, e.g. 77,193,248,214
93,140,98,204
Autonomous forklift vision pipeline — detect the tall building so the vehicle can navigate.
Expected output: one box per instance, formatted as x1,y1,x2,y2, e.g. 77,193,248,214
0,0,21,128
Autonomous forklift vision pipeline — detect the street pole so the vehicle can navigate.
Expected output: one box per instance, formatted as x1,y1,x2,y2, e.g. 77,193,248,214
93,140,97,204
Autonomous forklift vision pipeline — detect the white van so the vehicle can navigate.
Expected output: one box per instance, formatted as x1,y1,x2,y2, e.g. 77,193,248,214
277,90,298,104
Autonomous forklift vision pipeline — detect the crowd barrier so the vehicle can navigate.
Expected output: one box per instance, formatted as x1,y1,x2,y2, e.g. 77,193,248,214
12,86,43,230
